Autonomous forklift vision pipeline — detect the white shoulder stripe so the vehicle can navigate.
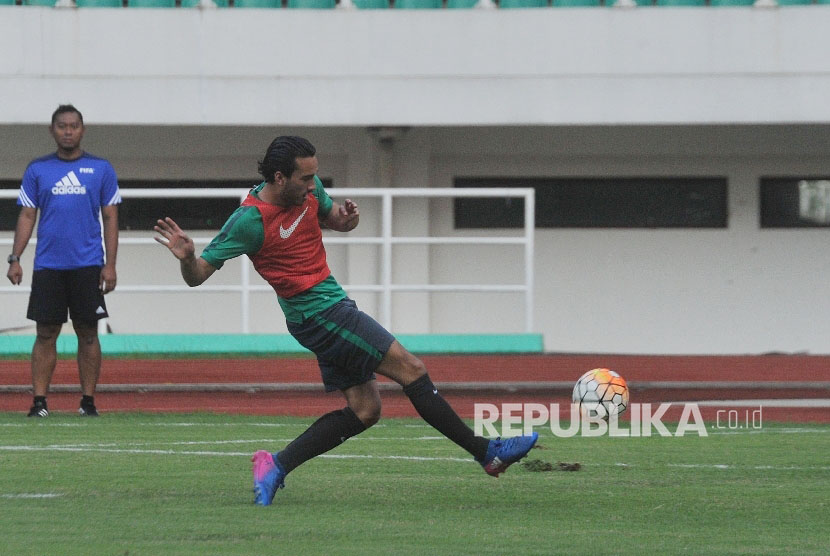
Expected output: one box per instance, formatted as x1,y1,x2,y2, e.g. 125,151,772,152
107,191,122,205
18,189,36,208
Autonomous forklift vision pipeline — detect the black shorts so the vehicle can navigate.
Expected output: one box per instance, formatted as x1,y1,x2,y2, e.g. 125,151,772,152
27,266,108,325
287,298,395,392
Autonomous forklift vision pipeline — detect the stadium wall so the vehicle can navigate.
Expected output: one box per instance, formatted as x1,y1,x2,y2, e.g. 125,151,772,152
1,8,829,355
1,8,830,126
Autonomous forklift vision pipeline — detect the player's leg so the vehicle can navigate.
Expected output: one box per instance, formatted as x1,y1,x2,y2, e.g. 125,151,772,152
378,341,538,476
253,381,377,506
68,266,107,416
26,269,68,416
376,340,490,462
278,380,379,473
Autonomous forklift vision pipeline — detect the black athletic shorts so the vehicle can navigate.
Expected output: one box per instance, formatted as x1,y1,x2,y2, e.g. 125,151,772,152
287,298,395,392
27,266,108,325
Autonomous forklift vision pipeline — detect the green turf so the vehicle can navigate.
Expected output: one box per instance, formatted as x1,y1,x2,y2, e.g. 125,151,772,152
0,413,827,555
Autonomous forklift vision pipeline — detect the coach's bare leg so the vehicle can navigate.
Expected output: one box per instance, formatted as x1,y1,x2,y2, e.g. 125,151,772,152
32,323,61,397
73,321,101,397
342,380,382,428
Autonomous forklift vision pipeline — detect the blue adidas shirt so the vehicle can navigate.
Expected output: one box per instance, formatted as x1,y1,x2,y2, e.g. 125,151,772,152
18,153,121,270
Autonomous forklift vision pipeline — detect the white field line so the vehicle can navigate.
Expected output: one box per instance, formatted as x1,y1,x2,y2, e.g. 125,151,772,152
28,437,448,450
0,422,381,428
0,444,827,471
1,493,64,499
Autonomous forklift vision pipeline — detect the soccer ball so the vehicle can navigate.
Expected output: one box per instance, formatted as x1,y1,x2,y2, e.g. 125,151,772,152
572,368,630,420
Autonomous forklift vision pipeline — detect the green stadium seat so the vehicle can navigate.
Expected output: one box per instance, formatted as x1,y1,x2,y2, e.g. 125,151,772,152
446,0,479,7
181,0,230,6
554,0,600,5
127,0,175,6
287,0,335,7
75,0,122,6
394,0,441,7
777,0,814,4
499,0,548,7
604,0,653,5
0,0,17,5
655,0,704,5
709,0,754,5
22,0,59,5
235,0,281,6
352,0,390,6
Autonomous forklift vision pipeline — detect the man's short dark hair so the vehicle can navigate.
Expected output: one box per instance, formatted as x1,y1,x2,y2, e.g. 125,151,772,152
51,104,84,126
258,136,316,184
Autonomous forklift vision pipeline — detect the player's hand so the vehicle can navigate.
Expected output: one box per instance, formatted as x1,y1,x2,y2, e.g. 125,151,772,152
339,199,359,231
100,263,117,294
6,261,22,286
154,217,196,261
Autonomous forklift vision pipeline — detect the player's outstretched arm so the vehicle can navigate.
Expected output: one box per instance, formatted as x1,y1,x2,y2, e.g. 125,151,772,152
153,217,217,287
324,199,359,233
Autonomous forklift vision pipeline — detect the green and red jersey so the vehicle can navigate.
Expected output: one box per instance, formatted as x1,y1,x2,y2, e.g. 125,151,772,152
200,177,347,323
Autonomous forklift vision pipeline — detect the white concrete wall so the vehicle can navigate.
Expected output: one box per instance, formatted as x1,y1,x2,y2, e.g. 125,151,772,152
1,7,830,126
1,7,830,354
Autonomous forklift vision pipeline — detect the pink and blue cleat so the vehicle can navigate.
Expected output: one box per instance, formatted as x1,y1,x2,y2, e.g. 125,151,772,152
480,432,539,477
252,450,286,506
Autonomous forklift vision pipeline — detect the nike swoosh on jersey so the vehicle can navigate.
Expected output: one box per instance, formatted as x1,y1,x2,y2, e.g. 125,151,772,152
279,206,309,239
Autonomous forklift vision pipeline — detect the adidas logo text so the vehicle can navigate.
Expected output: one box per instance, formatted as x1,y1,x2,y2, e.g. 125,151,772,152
52,171,86,195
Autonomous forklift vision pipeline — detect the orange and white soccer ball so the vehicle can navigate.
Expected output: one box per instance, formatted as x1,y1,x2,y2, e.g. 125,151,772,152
572,368,630,420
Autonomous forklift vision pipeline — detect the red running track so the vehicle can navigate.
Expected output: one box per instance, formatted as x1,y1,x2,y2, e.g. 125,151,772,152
1,354,829,422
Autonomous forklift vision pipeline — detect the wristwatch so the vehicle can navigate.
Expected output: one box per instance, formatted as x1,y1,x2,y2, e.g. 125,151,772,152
7,254,20,264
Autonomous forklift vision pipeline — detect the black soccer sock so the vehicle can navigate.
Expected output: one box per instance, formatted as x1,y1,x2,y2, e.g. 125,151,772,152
276,407,367,474
33,396,47,407
403,374,490,462
81,395,95,407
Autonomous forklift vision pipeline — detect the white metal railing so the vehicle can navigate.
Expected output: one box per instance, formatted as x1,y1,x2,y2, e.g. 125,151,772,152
1,187,535,333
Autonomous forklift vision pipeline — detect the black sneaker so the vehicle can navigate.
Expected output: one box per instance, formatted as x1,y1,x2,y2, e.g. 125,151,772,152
79,403,99,417
27,401,49,418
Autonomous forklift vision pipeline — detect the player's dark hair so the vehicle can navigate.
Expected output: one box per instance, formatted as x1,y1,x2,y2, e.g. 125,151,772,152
258,136,316,184
51,104,83,126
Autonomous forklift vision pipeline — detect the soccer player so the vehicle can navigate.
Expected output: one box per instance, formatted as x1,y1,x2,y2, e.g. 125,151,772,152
6,104,121,418
154,136,537,506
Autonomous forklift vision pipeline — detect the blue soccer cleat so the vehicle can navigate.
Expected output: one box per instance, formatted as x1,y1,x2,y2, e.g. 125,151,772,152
252,450,286,506
480,432,539,477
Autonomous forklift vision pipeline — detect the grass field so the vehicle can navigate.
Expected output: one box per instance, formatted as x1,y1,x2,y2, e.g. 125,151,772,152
0,413,827,555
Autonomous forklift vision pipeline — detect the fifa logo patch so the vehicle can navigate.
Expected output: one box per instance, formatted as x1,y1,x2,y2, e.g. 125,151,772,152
52,171,87,195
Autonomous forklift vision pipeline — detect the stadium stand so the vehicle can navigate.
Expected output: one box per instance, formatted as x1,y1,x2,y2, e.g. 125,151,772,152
127,0,175,6
655,0,706,5
180,0,230,7
499,0,549,7
554,0,601,6
235,0,281,6
287,0,336,7
394,0,442,8
351,0,390,6
75,0,122,5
